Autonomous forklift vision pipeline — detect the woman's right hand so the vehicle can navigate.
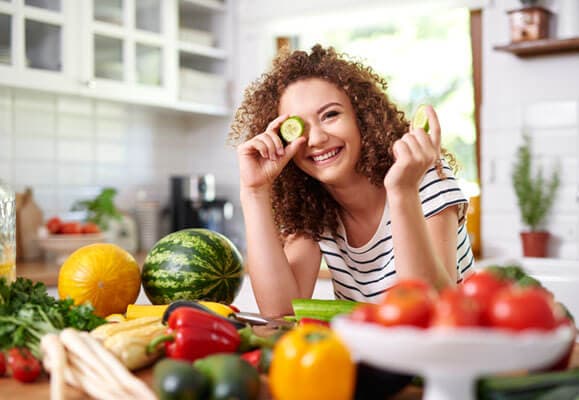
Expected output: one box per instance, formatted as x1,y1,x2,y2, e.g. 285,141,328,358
237,114,306,192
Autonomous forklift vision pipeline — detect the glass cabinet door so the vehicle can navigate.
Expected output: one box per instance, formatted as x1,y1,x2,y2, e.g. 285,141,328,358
0,0,76,93
89,0,165,89
0,13,11,66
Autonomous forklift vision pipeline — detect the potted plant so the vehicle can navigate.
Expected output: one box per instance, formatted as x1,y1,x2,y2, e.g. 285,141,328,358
511,134,560,257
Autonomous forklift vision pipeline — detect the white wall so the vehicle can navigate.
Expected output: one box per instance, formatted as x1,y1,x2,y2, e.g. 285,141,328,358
0,87,239,251
481,0,579,259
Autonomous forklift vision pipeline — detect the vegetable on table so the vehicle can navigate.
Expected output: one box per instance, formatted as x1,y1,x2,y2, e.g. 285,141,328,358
269,324,355,400
291,298,359,322
127,300,236,321
43,328,156,399
148,307,240,362
153,358,209,400
194,354,261,400
477,367,579,400
0,277,105,359
7,347,42,383
90,316,166,370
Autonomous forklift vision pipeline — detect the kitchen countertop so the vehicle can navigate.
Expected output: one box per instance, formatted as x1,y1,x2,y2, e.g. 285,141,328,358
16,254,332,288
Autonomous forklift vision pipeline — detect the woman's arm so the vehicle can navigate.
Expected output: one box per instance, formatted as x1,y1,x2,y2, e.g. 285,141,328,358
388,190,457,290
241,189,321,317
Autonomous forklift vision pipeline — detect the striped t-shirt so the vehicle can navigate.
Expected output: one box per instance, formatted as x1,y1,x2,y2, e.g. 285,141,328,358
318,160,475,302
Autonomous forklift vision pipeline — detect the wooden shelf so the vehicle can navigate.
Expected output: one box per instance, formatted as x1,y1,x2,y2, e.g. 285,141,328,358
494,37,579,57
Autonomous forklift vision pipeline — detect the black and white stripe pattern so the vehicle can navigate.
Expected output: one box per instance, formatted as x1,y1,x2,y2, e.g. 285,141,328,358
319,160,475,302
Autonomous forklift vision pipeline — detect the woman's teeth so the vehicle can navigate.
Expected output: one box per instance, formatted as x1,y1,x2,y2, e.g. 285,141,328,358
312,148,340,162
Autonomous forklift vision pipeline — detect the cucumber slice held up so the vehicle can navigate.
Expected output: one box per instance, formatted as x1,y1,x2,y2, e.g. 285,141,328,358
280,116,305,143
412,104,430,133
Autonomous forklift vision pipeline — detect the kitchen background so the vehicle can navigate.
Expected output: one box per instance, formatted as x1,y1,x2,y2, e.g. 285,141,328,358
1,0,579,264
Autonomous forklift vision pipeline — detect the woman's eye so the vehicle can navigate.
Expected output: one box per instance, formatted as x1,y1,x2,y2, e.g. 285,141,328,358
322,110,340,120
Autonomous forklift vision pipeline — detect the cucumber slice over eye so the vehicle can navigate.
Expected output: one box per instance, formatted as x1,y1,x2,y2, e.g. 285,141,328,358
280,116,305,142
412,105,430,133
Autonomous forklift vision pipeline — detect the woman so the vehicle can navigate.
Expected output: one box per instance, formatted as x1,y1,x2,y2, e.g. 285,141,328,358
229,45,474,317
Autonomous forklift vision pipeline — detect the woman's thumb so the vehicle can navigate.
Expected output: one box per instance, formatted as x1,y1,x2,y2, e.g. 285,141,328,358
282,137,306,161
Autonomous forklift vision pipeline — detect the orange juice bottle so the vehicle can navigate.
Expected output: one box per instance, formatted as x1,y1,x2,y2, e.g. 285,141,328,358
0,180,16,283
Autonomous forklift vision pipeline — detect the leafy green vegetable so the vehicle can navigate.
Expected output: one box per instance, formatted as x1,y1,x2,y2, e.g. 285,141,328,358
0,277,106,358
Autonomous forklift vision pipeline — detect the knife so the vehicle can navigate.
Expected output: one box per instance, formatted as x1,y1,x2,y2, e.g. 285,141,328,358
232,311,295,328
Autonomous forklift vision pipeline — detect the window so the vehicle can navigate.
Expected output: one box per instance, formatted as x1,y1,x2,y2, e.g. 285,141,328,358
293,7,479,190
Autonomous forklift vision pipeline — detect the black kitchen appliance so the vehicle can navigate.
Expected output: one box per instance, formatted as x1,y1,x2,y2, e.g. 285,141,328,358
170,175,233,235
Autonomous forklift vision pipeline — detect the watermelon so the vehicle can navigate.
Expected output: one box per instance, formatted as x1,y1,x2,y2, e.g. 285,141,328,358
141,229,244,305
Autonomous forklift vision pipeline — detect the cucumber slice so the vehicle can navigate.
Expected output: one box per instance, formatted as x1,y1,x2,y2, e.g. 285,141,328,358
412,104,430,133
280,116,305,142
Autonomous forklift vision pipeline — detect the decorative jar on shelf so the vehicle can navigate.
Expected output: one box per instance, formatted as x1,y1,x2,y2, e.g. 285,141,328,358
0,180,16,282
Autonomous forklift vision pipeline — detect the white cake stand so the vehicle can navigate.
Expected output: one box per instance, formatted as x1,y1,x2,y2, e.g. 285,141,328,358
332,317,574,400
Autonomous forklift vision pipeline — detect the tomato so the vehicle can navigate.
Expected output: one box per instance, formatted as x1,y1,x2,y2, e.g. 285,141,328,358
81,222,101,234
431,288,482,328
0,352,6,376
375,279,436,328
46,217,62,234
60,221,83,234
461,270,511,325
7,348,42,383
489,286,557,332
349,304,378,323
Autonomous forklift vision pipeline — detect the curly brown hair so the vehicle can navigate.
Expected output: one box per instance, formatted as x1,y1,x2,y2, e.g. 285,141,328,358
229,44,450,241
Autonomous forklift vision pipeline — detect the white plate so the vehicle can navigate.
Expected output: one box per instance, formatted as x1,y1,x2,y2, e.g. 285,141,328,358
332,317,575,400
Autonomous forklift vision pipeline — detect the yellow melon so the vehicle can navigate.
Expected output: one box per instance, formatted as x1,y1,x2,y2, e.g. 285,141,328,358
58,243,141,317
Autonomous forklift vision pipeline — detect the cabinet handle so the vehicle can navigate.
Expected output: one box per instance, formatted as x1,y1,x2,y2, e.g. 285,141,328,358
84,80,96,89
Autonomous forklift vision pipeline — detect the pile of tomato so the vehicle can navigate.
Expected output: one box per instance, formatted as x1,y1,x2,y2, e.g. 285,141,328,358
0,348,42,383
46,216,100,235
350,269,572,332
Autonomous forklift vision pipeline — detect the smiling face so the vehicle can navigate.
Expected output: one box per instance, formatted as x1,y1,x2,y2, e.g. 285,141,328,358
278,78,363,186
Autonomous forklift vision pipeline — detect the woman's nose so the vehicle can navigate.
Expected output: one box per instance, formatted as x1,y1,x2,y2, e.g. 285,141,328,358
306,123,329,146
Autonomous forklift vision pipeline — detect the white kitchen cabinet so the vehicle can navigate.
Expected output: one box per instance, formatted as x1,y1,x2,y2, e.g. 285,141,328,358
0,0,78,93
0,0,232,116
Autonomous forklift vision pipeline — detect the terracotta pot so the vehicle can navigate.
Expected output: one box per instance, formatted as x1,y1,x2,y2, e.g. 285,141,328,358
520,231,550,258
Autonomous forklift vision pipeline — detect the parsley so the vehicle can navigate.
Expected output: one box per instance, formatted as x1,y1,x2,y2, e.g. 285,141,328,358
0,277,106,358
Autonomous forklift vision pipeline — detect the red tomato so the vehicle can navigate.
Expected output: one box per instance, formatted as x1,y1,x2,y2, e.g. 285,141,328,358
81,222,101,234
375,279,436,328
489,286,557,332
349,303,378,323
431,288,482,328
7,348,42,383
60,221,82,234
461,271,511,325
0,352,6,376
45,217,62,234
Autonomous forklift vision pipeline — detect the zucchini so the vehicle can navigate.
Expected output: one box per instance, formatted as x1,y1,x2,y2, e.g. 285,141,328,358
291,298,359,322
477,368,579,400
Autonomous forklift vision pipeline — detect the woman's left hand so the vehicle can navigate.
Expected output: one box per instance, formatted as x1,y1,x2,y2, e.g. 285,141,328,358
384,104,441,193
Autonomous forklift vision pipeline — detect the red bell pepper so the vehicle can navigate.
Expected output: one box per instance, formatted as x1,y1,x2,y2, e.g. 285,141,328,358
148,307,241,362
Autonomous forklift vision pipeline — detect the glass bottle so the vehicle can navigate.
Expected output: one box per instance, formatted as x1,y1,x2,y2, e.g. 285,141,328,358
0,180,16,283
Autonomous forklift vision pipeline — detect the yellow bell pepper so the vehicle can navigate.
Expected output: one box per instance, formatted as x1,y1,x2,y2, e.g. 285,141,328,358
269,324,355,400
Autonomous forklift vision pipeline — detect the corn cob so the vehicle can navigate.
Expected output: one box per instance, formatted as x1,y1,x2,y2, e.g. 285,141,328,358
90,317,166,370
103,322,166,370
90,316,161,341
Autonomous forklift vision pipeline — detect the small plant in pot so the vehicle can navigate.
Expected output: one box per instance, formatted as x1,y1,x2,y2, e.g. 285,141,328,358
511,134,560,257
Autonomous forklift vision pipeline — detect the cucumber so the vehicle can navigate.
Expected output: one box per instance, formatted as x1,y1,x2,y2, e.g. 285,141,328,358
412,104,430,133
477,368,579,400
291,298,359,322
280,116,305,143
